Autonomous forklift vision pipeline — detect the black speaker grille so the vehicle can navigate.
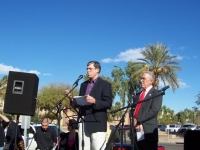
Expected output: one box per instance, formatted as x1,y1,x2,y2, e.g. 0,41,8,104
3,71,39,116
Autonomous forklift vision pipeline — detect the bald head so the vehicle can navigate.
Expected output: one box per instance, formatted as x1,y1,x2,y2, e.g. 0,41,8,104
41,118,49,130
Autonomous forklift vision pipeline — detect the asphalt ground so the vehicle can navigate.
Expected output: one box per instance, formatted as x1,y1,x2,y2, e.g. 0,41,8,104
121,132,184,150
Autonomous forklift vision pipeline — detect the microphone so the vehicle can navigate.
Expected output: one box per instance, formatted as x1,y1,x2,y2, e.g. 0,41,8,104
159,85,170,92
73,75,83,86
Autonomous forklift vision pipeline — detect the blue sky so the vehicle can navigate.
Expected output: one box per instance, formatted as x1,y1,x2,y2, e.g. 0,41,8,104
0,0,200,114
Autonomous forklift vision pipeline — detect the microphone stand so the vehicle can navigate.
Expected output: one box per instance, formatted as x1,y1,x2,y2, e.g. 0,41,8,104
39,82,79,135
14,115,20,150
108,87,168,150
105,106,129,150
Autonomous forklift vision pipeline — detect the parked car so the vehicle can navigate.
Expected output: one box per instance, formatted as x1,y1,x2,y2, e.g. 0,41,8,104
179,123,196,133
123,124,131,129
195,126,200,130
165,124,181,132
158,124,167,131
18,123,64,150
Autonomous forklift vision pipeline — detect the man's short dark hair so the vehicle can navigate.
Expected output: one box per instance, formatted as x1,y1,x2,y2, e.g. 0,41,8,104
87,61,101,73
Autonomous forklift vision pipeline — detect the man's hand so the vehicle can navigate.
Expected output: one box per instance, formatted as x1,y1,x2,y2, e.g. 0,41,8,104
85,95,96,104
0,114,10,122
135,124,143,131
133,118,138,127
66,90,73,101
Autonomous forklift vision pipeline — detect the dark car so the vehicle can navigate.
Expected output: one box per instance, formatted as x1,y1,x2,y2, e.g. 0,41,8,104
158,124,167,131
195,126,200,130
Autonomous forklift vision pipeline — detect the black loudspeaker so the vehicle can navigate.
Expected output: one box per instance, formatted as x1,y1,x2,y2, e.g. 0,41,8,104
3,71,39,116
184,130,200,150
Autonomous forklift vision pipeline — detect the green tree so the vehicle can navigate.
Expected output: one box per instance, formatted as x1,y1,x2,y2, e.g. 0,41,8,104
182,108,193,123
109,102,123,122
158,105,179,124
192,106,199,124
0,75,8,97
111,67,129,107
176,111,186,125
99,75,118,101
195,91,200,105
128,42,182,92
126,62,142,101
36,82,79,123
0,75,7,108
98,75,120,122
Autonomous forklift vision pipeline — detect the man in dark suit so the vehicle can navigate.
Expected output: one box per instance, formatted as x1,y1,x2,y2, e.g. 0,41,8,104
66,60,112,150
0,114,10,150
0,115,24,150
133,71,163,150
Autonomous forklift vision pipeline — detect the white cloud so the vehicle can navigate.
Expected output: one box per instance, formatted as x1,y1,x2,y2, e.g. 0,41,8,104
178,79,190,89
43,73,52,76
158,80,165,88
176,55,184,60
178,46,185,50
101,48,144,63
176,54,198,60
0,63,41,75
27,70,41,74
158,78,189,89
103,47,186,63
169,51,184,60
193,55,198,59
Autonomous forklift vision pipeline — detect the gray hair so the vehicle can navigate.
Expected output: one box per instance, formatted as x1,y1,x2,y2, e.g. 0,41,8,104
142,71,155,82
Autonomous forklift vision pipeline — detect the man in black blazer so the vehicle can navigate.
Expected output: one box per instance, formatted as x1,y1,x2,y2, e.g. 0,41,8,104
0,115,24,150
133,71,163,150
66,61,112,150
0,114,10,150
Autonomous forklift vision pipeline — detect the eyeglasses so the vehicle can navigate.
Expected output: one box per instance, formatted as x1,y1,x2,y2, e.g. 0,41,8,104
140,77,149,81
86,67,95,71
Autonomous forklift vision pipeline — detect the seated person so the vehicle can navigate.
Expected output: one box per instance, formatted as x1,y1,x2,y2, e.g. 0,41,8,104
58,119,78,150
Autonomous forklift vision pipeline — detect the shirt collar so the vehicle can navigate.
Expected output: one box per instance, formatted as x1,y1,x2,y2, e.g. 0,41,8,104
144,85,153,93
89,77,98,83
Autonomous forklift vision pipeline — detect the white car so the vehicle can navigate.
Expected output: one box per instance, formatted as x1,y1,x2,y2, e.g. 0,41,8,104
18,123,64,150
179,123,196,133
165,124,181,133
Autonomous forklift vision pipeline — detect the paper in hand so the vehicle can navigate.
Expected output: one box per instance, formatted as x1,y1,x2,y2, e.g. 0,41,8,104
136,125,145,141
73,96,91,106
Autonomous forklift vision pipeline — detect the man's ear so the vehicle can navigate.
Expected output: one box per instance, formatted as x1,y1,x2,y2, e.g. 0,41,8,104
96,68,100,73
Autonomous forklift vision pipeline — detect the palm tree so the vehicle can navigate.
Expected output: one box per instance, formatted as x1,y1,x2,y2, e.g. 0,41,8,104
111,67,128,107
0,75,8,96
128,42,182,92
195,91,200,105
0,75,8,109
126,62,142,96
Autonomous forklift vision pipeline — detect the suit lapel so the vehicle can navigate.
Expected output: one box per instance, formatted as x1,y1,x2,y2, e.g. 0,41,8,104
81,81,88,95
143,87,154,101
89,77,101,95
139,87,154,113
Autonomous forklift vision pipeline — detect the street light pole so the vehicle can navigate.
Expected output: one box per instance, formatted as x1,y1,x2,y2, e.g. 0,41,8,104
192,106,195,124
114,65,127,144
193,112,194,124
114,65,126,107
